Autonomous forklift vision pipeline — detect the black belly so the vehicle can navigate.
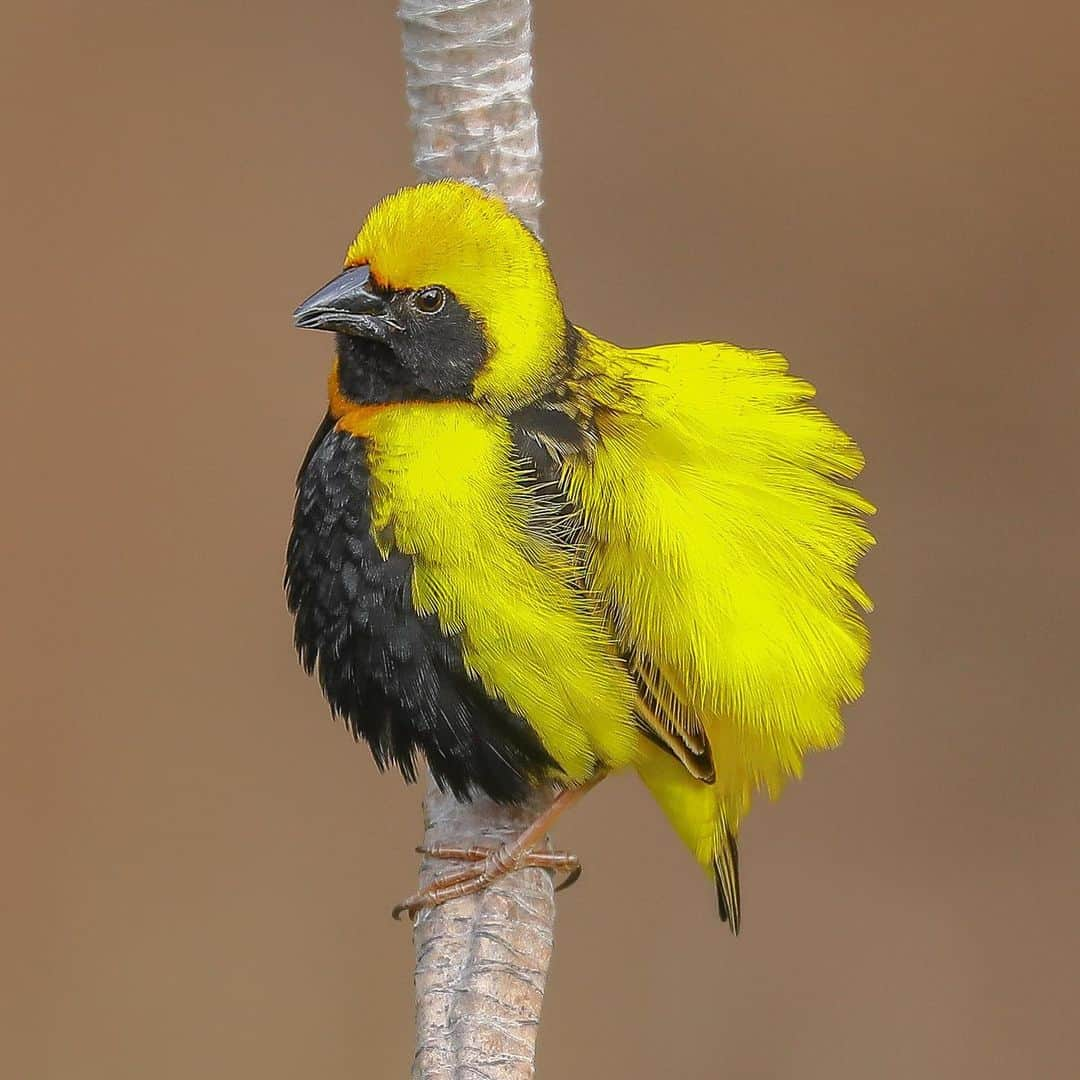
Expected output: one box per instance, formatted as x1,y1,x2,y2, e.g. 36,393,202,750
285,418,558,803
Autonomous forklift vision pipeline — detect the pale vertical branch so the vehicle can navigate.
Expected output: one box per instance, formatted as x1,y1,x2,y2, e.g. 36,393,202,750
400,0,542,232
396,2,556,1078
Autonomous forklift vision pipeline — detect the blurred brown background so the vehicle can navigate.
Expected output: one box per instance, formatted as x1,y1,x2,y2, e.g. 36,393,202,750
3,1,1078,1077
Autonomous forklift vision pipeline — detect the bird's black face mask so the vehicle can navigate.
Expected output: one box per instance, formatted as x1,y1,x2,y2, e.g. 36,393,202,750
293,264,491,405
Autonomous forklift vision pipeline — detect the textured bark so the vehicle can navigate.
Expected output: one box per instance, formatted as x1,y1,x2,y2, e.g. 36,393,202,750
400,0,542,233
397,2,555,1078
409,781,556,1079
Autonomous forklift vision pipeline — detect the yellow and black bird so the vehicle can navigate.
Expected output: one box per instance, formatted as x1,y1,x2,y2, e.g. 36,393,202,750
286,180,874,931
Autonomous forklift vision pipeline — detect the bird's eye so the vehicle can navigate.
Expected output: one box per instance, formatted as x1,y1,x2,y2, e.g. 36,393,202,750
412,286,446,315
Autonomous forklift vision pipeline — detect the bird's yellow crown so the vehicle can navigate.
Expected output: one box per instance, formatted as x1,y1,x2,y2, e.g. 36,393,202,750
345,180,566,410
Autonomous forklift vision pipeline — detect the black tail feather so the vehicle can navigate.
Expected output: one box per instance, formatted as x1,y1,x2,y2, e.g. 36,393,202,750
713,828,741,935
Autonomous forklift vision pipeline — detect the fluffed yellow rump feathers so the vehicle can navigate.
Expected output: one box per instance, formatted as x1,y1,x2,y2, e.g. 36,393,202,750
562,330,874,927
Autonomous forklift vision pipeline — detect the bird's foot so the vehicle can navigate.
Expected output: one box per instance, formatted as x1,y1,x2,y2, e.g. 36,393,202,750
391,774,606,922
391,842,581,921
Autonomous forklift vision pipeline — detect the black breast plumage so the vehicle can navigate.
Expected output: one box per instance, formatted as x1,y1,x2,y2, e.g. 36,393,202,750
285,417,559,803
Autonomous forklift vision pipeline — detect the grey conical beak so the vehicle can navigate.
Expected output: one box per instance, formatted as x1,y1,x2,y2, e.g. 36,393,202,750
293,265,391,340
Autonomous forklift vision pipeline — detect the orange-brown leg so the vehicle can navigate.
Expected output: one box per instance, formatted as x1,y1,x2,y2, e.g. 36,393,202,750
392,773,605,921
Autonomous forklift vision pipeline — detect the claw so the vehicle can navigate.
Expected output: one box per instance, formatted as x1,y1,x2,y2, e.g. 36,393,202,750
555,863,582,892
393,846,582,920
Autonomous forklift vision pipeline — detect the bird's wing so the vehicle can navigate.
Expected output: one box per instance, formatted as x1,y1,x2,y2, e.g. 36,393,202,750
507,400,717,782
626,648,715,782
564,330,875,807
509,387,730,787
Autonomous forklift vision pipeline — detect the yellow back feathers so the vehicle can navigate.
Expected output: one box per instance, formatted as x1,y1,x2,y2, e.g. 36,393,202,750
345,180,566,410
